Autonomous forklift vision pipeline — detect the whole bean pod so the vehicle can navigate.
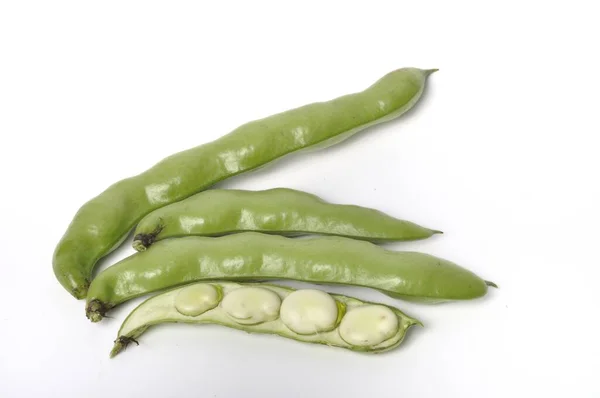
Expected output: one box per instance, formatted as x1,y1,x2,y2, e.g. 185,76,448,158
53,67,436,299
86,232,495,322
110,281,421,357
132,188,442,250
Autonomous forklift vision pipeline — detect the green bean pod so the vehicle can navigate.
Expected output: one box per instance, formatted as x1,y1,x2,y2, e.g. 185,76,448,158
132,188,442,251
110,281,421,357
86,232,494,322
53,67,436,299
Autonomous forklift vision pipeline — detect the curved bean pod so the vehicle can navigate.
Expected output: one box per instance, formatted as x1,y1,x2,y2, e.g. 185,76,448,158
86,232,494,322
132,188,442,250
110,282,421,357
54,67,437,299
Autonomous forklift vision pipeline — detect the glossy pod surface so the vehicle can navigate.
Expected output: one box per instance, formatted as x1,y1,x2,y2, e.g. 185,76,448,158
110,282,421,357
132,188,441,250
86,232,493,321
54,67,436,298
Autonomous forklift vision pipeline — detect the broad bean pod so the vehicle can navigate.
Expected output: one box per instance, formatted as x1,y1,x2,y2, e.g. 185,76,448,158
132,188,441,250
86,232,494,322
110,281,421,357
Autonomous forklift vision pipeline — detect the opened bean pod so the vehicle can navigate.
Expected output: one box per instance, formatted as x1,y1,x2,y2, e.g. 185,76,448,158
53,67,436,299
110,282,421,357
87,233,495,322
132,188,441,250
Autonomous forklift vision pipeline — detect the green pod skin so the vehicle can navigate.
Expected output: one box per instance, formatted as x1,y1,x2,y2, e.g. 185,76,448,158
86,232,495,322
53,67,437,299
110,282,421,358
132,188,442,251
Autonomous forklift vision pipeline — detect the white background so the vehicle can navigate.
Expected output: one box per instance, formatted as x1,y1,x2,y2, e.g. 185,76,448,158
1,1,599,397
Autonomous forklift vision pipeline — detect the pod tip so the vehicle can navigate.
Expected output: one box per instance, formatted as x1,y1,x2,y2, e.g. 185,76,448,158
110,343,123,358
425,68,439,76
67,280,89,300
485,280,498,289
110,336,139,358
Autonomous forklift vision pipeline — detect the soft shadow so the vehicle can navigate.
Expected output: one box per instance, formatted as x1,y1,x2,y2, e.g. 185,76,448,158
91,228,137,279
